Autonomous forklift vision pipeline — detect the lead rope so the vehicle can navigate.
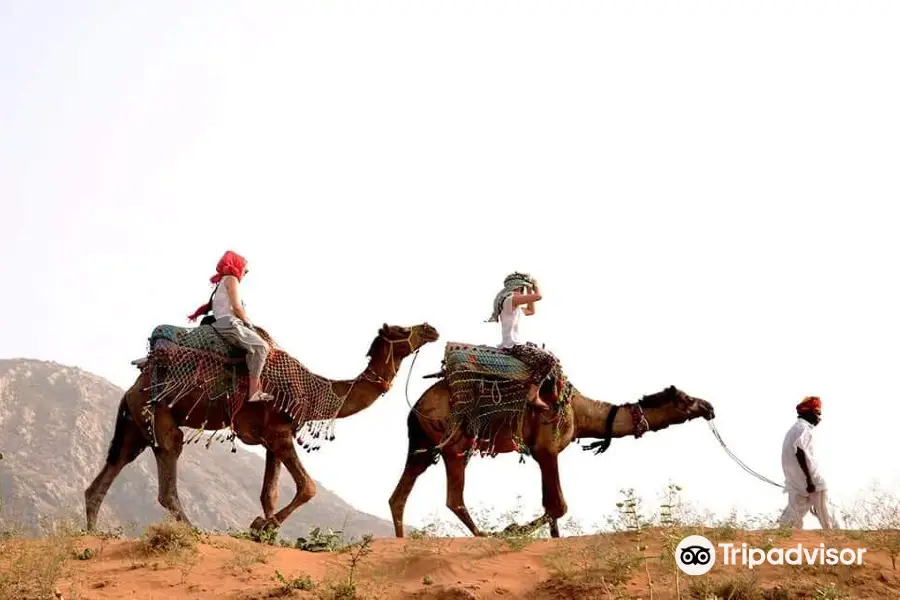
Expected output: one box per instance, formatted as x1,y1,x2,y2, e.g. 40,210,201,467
707,420,785,490
404,348,419,410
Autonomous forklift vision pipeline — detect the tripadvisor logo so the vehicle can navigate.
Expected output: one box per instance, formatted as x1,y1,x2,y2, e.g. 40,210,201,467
675,535,715,575
675,535,866,575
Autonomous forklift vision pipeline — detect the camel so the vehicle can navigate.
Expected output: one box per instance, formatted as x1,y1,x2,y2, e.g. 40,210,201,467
85,322,439,534
388,369,715,539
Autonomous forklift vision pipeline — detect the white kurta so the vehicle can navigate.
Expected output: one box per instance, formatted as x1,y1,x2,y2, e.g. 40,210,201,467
778,418,833,529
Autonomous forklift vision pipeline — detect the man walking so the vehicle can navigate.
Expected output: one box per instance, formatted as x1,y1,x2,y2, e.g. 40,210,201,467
778,396,833,529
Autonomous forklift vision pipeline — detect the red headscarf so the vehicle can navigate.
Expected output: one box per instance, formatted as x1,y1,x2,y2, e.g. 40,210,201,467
796,396,821,414
187,250,248,322
210,250,248,284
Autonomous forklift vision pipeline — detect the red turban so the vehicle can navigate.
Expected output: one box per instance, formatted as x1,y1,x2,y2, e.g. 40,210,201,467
796,396,821,413
187,251,248,322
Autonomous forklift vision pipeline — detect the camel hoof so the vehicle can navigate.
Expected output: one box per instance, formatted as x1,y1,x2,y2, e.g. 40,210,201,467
249,516,280,533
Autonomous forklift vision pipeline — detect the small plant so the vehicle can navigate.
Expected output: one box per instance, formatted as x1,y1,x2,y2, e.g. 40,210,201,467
0,523,76,600
687,574,762,599
226,540,271,573
841,483,900,570
608,488,651,533
240,523,281,546
271,569,314,595
708,509,741,542
72,546,96,560
138,519,200,557
422,575,433,585
813,582,850,599
295,526,345,552
325,533,374,599
658,481,685,527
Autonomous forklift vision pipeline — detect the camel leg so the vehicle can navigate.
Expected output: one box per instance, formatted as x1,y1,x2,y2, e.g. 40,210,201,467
442,450,483,537
533,451,567,538
151,406,192,526
389,413,440,537
85,400,150,531
549,518,560,538
260,449,281,519
250,432,316,532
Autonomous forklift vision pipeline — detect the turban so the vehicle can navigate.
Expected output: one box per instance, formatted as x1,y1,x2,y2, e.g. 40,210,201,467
486,272,538,322
796,396,821,413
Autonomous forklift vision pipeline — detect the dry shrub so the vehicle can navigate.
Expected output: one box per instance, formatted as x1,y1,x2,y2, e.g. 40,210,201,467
269,569,314,597
841,483,900,570
227,539,273,573
539,537,642,597
0,525,76,600
138,519,200,557
135,518,203,584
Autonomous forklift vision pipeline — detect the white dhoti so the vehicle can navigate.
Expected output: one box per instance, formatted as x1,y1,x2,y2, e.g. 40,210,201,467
778,489,833,529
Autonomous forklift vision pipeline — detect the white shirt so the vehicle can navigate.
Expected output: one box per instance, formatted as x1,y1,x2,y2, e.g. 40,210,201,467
498,295,522,349
781,418,826,493
211,275,243,320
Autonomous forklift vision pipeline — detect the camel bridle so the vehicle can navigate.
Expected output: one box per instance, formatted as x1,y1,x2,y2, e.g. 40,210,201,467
581,395,654,455
361,328,423,393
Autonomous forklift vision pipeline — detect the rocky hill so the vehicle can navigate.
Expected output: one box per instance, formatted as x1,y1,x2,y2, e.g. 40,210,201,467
0,358,394,540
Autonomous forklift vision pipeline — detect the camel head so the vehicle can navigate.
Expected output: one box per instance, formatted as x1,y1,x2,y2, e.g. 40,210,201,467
638,385,715,427
366,322,440,366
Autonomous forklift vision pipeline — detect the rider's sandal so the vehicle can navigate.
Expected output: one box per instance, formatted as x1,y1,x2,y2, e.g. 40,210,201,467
247,390,274,402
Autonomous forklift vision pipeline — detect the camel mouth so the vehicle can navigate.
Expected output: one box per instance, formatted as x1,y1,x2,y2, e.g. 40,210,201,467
696,398,715,420
415,323,440,344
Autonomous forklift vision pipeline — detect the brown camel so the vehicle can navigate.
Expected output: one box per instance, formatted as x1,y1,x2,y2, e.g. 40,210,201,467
388,378,715,538
85,322,439,534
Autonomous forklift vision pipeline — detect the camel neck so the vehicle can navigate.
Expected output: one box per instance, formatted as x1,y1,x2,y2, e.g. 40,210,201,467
331,353,401,418
572,392,637,439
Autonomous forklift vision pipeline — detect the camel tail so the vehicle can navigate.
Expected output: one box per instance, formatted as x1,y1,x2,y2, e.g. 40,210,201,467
105,397,131,465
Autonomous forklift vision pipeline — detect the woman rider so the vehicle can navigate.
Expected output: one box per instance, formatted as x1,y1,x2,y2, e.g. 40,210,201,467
187,250,274,403
488,272,555,411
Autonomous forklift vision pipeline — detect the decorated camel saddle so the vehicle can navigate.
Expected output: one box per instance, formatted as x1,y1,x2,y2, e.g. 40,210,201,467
148,323,253,360
134,322,346,448
434,341,572,450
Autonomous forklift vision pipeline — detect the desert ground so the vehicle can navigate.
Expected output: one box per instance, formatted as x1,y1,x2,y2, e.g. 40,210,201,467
4,486,900,600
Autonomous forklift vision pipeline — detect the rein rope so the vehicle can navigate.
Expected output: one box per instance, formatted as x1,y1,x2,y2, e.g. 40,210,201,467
707,420,784,489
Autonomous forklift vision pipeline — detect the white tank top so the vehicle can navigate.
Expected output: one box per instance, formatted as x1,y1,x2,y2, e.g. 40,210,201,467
498,295,522,348
211,276,240,319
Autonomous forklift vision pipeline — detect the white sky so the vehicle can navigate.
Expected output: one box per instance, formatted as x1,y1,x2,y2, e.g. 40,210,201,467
2,1,899,532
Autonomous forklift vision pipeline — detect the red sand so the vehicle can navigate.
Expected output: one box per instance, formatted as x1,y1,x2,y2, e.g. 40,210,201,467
4,528,900,599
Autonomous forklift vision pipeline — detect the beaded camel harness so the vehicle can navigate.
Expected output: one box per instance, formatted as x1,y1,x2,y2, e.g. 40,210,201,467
136,322,416,452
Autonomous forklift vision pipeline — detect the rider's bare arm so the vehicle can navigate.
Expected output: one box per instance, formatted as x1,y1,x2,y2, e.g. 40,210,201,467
224,276,251,324
513,284,541,315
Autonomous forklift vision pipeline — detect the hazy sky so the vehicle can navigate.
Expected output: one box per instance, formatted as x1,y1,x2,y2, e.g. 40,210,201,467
2,1,899,532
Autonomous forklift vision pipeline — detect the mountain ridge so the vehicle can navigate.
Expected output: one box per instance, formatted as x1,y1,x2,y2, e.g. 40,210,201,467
0,357,395,540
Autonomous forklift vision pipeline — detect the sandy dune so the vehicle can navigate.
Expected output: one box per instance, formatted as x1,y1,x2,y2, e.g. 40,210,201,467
3,525,900,599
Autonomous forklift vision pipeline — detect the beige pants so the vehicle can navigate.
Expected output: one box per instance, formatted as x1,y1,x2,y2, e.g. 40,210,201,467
778,489,833,529
211,316,269,379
